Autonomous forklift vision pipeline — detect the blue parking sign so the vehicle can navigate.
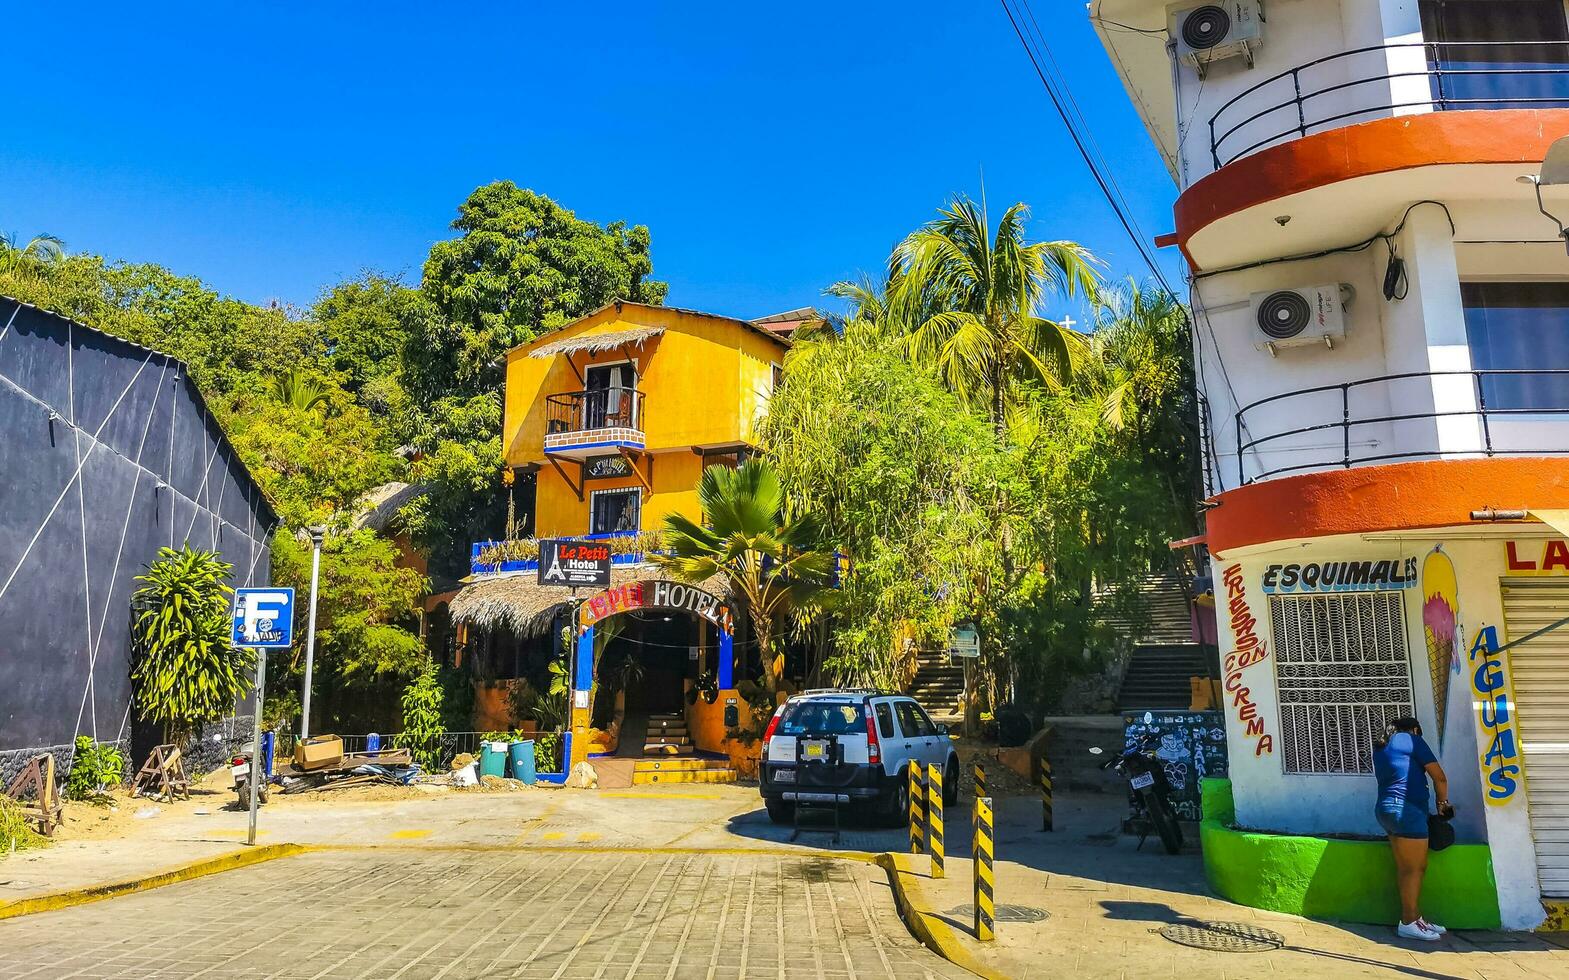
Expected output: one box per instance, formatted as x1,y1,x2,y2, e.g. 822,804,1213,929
232,587,296,648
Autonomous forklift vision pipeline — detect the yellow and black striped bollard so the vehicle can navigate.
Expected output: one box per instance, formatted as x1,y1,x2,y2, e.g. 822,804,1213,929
926,763,945,878
973,795,995,941
972,761,986,828
908,763,925,855
1040,757,1054,832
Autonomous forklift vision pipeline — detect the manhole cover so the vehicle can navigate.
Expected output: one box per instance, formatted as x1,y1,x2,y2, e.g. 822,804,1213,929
944,903,1049,923
1158,921,1285,952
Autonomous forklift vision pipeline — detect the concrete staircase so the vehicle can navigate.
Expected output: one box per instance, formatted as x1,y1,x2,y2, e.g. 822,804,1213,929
908,650,964,719
1041,715,1127,794
1115,643,1213,711
632,756,736,785
635,713,735,784
643,713,695,756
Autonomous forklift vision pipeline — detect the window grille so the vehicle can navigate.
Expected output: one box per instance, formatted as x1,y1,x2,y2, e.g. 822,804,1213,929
1270,592,1414,775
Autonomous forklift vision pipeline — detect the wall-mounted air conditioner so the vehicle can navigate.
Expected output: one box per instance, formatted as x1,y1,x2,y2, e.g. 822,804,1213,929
1250,284,1353,355
1172,1,1263,75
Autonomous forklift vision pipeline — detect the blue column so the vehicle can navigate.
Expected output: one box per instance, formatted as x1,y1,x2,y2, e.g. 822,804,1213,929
575,625,595,691
718,629,734,689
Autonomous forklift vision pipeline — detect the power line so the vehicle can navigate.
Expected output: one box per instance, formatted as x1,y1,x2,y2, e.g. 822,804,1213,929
997,0,1178,301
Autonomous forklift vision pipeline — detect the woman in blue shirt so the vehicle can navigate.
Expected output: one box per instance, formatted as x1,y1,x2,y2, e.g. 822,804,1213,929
1372,717,1452,941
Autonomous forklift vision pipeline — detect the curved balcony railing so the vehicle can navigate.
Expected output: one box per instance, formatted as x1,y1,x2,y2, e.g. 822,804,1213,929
1233,369,1569,486
545,387,644,436
1210,41,1569,168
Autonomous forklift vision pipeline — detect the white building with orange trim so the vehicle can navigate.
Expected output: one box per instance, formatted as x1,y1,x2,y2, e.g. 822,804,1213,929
1093,0,1569,929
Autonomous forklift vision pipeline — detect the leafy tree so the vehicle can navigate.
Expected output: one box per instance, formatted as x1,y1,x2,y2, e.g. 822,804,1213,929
313,273,422,387
883,196,1099,433
409,182,668,404
269,370,329,414
130,546,254,746
0,232,64,283
270,529,427,733
762,328,1004,689
652,461,833,697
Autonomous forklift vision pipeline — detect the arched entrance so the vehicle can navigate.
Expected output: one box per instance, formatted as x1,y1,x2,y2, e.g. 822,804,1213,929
567,580,736,771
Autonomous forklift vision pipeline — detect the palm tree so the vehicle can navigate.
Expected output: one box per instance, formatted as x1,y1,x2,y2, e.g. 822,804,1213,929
651,460,833,698
886,196,1100,436
270,370,329,413
0,232,65,283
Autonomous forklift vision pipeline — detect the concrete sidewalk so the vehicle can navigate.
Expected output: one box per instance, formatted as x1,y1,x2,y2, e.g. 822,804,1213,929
893,793,1569,979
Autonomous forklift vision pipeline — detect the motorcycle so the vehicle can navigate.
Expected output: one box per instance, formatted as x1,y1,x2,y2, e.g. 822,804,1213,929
1089,733,1183,855
231,752,269,807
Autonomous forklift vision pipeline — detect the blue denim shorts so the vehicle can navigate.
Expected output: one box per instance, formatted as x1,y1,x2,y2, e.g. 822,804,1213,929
1376,802,1429,839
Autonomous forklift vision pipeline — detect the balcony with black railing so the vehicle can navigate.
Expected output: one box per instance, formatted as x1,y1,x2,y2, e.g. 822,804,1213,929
1231,369,1569,486
543,388,645,457
1209,41,1569,169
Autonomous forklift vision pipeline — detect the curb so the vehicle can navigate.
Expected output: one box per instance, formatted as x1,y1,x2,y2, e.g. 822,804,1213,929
0,843,310,921
876,852,1002,980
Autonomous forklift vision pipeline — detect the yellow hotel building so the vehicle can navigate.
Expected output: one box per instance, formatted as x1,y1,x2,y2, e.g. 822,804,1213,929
450,300,800,784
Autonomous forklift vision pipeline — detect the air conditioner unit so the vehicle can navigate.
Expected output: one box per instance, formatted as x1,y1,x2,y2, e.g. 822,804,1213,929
1250,284,1353,354
1172,1,1263,75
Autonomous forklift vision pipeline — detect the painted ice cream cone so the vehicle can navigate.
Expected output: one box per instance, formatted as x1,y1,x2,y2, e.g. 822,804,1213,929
1421,547,1460,747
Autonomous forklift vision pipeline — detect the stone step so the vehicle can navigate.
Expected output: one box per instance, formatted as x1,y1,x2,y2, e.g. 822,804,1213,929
646,726,689,738
643,743,696,756
633,758,729,773
632,768,736,785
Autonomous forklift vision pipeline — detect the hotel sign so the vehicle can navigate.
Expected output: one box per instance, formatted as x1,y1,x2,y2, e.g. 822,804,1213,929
579,579,734,634
537,539,612,587
584,454,634,481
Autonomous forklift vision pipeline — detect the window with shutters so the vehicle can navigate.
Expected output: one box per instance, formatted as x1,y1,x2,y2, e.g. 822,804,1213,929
1270,592,1416,775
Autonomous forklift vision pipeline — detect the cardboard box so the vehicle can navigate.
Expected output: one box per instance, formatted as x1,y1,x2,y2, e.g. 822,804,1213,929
294,735,343,771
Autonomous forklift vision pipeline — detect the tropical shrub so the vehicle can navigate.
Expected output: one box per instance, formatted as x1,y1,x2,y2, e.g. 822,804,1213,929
397,658,446,770
0,795,44,854
533,732,564,774
66,737,125,800
130,546,253,746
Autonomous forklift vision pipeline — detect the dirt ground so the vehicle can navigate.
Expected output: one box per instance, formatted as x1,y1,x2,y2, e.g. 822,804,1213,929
950,734,1037,798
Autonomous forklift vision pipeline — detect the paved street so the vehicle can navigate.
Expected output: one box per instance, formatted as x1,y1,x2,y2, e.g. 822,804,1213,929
0,848,968,980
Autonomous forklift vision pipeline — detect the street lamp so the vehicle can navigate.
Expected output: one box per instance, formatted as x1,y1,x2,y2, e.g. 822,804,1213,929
1523,135,1569,256
301,525,326,741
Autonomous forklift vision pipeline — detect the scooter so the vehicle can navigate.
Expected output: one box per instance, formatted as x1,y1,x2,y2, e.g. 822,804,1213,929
231,752,269,806
1089,733,1183,855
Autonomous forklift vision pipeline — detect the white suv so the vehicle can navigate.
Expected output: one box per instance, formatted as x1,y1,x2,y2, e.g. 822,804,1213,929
758,690,960,825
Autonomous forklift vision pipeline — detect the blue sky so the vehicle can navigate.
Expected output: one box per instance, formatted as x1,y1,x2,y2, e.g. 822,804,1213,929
2,3,1183,321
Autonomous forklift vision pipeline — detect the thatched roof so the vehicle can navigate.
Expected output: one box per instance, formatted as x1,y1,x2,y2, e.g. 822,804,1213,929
351,482,428,534
450,564,734,636
527,325,664,359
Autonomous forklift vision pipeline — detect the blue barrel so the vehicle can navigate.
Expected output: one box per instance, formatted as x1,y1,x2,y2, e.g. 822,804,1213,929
509,741,536,784
261,731,275,776
479,741,508,778
366,732,381,752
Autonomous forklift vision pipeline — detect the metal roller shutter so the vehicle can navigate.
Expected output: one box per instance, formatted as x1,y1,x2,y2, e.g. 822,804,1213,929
1503,580,1569,897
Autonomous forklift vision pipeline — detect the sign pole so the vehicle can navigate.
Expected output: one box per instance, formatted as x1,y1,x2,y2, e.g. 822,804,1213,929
300,526,324,741
247,645,266,847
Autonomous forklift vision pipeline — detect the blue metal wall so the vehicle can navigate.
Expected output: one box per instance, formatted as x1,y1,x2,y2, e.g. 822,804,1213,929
0,298,276,755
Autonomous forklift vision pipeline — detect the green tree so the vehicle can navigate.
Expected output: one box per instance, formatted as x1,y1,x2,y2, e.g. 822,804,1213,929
130,546,254,746
884,196,1099,434
269,370,329,413
409,182,668,404
652,461,834,697
762,327,1005,689
312,273,423,394
0,232,64,283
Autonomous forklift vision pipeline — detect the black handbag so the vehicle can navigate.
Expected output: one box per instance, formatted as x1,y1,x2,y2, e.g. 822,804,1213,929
1428,810,1456,851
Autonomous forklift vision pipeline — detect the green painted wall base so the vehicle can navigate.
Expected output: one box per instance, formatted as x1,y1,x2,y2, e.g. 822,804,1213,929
1200,778,1501,929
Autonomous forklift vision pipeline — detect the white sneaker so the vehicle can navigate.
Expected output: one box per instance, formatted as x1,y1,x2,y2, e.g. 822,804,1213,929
1419,918,1447,935
1397,920,1441,941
